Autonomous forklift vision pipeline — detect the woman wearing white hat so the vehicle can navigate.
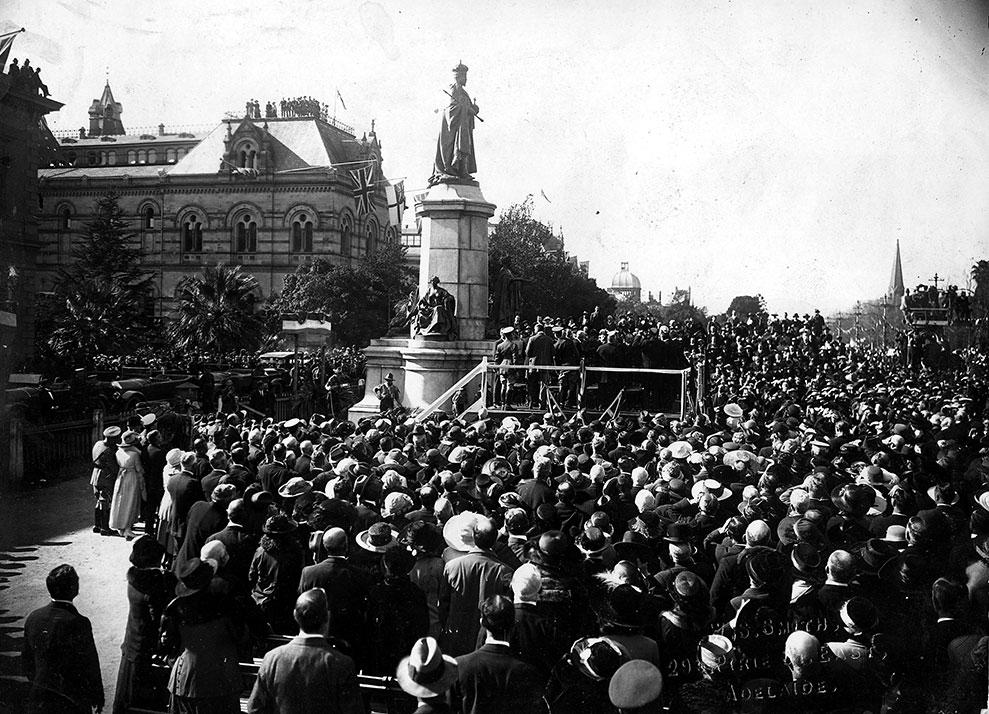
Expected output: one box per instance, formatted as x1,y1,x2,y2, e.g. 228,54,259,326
110,431,147,540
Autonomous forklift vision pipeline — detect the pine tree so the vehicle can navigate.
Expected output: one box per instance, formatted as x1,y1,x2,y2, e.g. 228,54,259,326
46,192,154,368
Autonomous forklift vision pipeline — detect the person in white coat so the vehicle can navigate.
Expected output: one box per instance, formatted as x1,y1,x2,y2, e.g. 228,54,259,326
110,430,147,539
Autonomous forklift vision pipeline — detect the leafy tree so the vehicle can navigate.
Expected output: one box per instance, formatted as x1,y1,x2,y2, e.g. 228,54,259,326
973,260,989,317
169,264,266,355
44,192,154,371
488,196,614,325
272,241,415,346
724,294,767,318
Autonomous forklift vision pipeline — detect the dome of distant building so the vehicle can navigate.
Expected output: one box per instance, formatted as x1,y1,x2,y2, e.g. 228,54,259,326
607,262,642,303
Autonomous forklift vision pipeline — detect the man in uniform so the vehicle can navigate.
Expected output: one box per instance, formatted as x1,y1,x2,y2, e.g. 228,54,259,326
91,426,121,536
324,366,343,417
493,327,522,408
373,373,401,413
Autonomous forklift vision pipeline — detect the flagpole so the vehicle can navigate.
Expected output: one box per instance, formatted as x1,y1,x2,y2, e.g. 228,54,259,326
0,28,26,39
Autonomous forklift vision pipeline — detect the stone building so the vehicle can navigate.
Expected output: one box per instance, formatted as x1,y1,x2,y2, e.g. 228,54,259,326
37,85,397,318
607,261,642,303
0,61,62,368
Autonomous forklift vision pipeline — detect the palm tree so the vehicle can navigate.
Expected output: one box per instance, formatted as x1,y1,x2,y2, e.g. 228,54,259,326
169,264,264,355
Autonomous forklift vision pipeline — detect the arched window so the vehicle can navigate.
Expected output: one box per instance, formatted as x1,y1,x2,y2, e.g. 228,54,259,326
142,206,155,230
182,217,203,252
365,223,377,255
127,150,136,164
177,148,187,160
292,214,314,253
107,151,116,165
166,148,176,163
340,223,352,257
236,216,257,253
137,150,147,164
87,152,98,166
237,144,258,169
147,149,157,164
59,207,72,230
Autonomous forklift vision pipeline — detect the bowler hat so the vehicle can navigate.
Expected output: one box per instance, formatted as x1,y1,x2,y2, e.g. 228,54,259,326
613,531,654,564
577,526,608,556
663,522,693,544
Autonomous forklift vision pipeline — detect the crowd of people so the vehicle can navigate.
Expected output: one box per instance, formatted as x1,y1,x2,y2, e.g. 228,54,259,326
5,57,50,97
903,284,973,324
18,300,989,714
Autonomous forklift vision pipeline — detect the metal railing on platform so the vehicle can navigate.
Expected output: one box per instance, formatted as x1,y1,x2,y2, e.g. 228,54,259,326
415,358,691,421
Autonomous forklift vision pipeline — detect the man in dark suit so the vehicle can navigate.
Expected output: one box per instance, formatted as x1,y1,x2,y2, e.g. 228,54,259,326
709,519,773,617
298,528,372,668
817,549,859,619
524,322,554,408
440,518,513,656
173,483,235,572
205,498,259,593
454,595,544,714
247,589,364,714
21,564,104,714
258,444,294,500
167,453,206,556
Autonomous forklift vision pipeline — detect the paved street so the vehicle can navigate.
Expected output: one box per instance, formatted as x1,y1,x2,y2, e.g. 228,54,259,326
0,476,134,711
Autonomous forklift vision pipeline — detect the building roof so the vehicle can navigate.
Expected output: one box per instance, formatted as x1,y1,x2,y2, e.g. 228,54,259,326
57,133,204,147
38,164,167,180
611,262,641,290
168,117,365,176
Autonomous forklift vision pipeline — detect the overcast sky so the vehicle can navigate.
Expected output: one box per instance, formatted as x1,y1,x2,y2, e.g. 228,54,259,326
8,0,989,314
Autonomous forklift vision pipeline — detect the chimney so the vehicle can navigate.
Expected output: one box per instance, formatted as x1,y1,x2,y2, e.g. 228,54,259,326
158,123,165,136
78,127,86,139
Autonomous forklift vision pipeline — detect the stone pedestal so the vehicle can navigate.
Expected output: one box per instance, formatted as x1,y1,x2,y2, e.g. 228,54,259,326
417,183,495,341
350,182,496,422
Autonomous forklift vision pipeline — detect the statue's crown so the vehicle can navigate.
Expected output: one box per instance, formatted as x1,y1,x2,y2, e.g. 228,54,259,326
453,61,468,73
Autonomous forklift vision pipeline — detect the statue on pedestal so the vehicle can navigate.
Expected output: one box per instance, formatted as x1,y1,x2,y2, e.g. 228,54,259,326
413,276,458,340
429,62,480,186
494,266,527,326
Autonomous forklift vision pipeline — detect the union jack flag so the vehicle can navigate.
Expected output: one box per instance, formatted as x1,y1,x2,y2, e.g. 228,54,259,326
351,165,374,215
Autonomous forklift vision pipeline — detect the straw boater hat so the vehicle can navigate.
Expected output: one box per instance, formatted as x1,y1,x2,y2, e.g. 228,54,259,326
395,637,458,698
103,426,121,439
120,430,140,447
690,478,732,502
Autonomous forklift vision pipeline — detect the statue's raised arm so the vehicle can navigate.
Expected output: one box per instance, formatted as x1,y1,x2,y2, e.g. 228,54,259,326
430,62,479,186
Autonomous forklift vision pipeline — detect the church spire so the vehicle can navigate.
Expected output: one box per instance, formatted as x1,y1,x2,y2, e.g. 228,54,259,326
887,239,904,303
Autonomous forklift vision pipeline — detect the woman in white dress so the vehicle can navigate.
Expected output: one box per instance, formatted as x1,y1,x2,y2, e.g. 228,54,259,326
110,430,147,539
